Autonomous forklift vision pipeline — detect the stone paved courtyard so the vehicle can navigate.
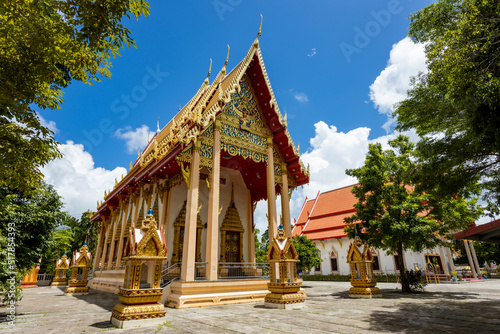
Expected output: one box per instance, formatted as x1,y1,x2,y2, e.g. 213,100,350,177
1,280,500,333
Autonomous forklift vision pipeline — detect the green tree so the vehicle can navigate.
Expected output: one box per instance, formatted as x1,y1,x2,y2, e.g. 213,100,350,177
292,235,322,273
0,0,150,193
344,136,481,292
255,228,269,263
0,183,65,298
40,228,73,274
395,0,500,212
65,211,98,256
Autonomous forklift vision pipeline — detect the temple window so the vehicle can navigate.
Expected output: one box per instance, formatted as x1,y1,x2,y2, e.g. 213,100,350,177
372,255,381,271
330,257,338,272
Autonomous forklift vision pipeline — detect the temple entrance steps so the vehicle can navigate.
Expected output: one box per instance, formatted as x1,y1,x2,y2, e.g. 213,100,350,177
161,263,182,288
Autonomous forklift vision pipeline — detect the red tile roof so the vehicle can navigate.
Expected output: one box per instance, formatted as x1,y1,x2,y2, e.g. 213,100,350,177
293,185,358,240
309,185,358,218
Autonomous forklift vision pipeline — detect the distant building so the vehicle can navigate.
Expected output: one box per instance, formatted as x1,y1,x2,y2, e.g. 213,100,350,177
292,185,455,278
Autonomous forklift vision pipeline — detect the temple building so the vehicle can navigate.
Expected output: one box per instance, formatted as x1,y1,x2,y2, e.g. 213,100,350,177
90,24,309,307
292,185,455,280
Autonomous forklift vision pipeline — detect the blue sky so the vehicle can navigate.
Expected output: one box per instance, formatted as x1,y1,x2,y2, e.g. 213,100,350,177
40,0,440,227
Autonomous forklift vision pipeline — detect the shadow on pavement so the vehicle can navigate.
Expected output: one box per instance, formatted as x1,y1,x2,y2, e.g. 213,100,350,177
71,288,118,312
90,320,115,329
367,296,500,333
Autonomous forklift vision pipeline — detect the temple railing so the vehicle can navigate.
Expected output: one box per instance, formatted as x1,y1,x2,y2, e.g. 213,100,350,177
160,262,269,287
161,262,181,288
218,262,269,280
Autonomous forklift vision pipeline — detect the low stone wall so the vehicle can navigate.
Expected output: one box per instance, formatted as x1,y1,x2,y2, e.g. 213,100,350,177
89,269,126,294
167,279,269,309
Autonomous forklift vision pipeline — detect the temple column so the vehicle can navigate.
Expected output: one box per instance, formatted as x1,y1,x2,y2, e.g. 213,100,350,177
280,163,291,238
445,247,456,272
247,190,255,263
132,189,143,228
181,139,201,281
438,245,450,276
469,241,481,276
266,138,278,240
206,120,221,281
99,220,111,269
93,223,105,269
441,236,456,273
463,240,477,279
160,183,170,265
107,209,120,269
116,199,131,267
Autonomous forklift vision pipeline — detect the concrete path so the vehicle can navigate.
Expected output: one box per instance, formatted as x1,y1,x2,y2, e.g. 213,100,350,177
2,280,500,333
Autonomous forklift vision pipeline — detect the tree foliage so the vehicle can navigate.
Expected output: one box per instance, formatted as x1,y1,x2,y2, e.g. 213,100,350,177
0,0,150,193
40,210,99,273
40,227,73,274
395,0,500,212
0,182,65,299
292,235,322,273
255,228,269,263
344,135,481,292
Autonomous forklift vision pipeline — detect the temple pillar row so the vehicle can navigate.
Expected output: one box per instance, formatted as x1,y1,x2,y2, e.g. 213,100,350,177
107,209,120,269
116,199,131,267
206,120,221,281
181,139,201,281
99,219,112,269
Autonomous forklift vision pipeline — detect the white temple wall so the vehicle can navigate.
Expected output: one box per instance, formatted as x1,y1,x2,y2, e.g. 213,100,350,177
312,237,451,276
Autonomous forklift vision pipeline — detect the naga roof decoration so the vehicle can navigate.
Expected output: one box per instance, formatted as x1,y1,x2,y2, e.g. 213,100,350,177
92,19,309,222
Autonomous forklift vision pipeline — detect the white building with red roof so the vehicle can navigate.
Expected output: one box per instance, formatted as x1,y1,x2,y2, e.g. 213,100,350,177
292,185,455,279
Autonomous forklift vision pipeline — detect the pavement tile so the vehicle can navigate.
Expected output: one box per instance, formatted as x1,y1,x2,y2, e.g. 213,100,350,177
2,280,500,333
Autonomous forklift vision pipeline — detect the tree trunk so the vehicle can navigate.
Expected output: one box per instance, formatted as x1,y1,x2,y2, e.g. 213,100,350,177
397,242,410,292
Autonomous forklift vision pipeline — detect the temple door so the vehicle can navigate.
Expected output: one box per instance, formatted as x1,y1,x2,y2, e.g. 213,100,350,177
225,231,241,263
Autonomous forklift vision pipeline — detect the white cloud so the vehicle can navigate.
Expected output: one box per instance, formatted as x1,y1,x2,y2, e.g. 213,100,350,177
43,141,127,218
369,37,427,132
38,115,59,134
114,125,153,154
293,92,309,103
307,48,317,57
285,121,418,223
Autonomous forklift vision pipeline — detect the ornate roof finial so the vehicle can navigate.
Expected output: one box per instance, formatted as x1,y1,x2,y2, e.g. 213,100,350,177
204,58,212,85
178,105,181,112
253,14,263,47
157,117,160,133
221,45,230,76
137,147,141,158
